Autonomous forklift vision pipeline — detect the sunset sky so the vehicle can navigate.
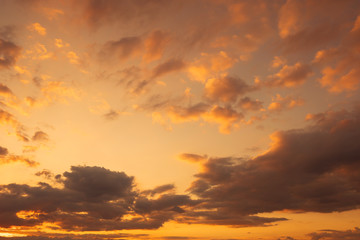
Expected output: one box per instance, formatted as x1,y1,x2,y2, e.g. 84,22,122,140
1,0,360,239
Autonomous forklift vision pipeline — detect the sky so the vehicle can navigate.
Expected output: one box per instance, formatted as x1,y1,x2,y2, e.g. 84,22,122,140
0,0,360,239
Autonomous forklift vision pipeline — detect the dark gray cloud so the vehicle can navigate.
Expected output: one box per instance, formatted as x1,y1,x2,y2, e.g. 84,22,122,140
0,38,21,69
308,227,360,240
187,106,360,220
0,166,197,231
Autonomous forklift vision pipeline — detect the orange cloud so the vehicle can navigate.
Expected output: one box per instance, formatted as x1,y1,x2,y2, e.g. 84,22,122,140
188,51,237,82
203,105,243,134
204,76,252,103
315,15,360,93
271,56,286,68
55,38,69,48
268,94,304,112
266,62,312,88
0,145,38,167
27,23,47,36
143,30,170,62
178,153,207,163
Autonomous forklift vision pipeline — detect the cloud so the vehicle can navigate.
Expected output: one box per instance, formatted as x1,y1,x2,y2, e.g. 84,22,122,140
314,15,360,93
0,108,20,128
267,94,304,112
103,110,122,120
202,105,244,134
143,30,170,62
204,76,253,103
308,227,360,240
187,106,360,222
151,59,187,79
26,80,82,107
0,25,16,41
149,102,245,134
278,0,360,53
265,62,312,88
0,83,14,97
0,146,8,155
188,51,237,82
167,103,210,123
0,166,198,231
0,38,21,69
0,145,38,167
142,184,175,197
100,36,142,62
31,131,49,142
27,23,47,36
178,153,207,163
237,97,263,112
271,56,286,68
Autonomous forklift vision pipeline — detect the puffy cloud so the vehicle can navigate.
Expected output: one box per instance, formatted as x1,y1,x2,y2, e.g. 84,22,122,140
271,56,286,68
278,0,360,53
188,51,237,82
204,76,253,103
187,106,360,222
0,38,21,69
0,166,198,231
166,103,244,133
202,105,244,134
27,23,47,36
266,63,312,88
315,16,360,93
267,94,304,112
237,97,263,112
